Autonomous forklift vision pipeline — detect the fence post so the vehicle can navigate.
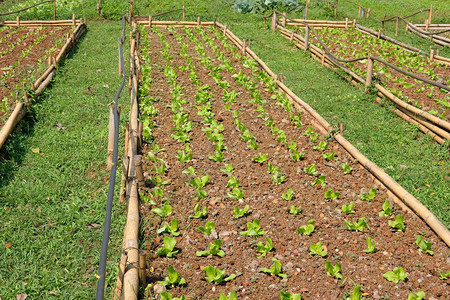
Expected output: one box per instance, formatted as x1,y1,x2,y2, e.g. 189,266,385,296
148,15,152,27
305,1,308,19
428,4,432,26
395,17,399,37
16,16,19,27
241,39,246,55
429,48,434,62
271,12,277,33
197,16,201,26
72,13,75,28
53,0,56,20
139,250,147,287
365,56,373,91
282,12,286,26
182,6,185,21
345,17,348,30
304,26,310,51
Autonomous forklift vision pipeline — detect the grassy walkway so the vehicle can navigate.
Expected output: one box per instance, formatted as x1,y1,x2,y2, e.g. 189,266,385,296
0,21,127,298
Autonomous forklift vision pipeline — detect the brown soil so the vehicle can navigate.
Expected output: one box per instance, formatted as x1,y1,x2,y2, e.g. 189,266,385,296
0,26,71,127
136,26,449,299
298,27,450,122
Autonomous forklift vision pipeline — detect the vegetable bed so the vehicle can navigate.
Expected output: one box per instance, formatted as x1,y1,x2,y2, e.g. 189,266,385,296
292,26,450,122
0,25,72,127
136,24,449,299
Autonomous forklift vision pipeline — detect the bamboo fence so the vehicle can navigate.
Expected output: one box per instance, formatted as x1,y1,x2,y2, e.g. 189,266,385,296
0,18,86,150
274,14,450,145
114,17,450,298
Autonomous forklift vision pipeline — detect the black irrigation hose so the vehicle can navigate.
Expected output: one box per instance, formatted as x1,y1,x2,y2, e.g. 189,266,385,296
95,15,126,300
0,0,53,16
280,15,450,91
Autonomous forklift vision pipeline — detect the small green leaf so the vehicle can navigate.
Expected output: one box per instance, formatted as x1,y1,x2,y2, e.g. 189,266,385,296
383,267,407,283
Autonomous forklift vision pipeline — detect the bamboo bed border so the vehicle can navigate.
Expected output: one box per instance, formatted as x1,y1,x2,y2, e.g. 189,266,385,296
0,19,86,151
116,18,450,299
274,16,450,145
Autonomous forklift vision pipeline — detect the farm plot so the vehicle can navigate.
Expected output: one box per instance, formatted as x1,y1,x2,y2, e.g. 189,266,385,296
293,26,450,122
0,25,72,127
136,25,449,299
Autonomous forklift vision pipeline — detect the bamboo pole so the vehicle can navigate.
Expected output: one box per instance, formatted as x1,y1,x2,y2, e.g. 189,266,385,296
345,18,348,30
120,156,129,204
241,39,246,55
429,48,434,62
395,17,399,37
72,13,75,28
0,103,26,149
304,26,309,51
334,134,450,247
35,69,55,96
112,252,128,300
135,155,145,188
33,65,55,89
148,15,152,27
53,0,56,20
182,6,185,21
197,16,200,26
400,107,450,141
271,12,277,33
376,84,450,132
365,57,373,90
282,12,286,27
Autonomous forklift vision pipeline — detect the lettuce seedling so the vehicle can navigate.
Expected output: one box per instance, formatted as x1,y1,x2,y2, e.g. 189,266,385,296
313,141,328,151
359,189,376,201
267,162,280,174
347,285,363,300
297,220,315,235
272,171,285,185
150,175,169,187
160,291,186,300
324,188,340,201
312,175,326,187
240,219,266,236
342,162,353,174
203,266,236,284
379,200,393,217
439,270,450,280
290,148,305,161
303,126,314,136
171,131,191,143
152,202,173,218
325,261,343,279
408,291,425,300
158,266,186,287
289,205,302,215
282,188,294,201
182,166,196,176
156,237,179,258
388,215,405,231
415,235,433,255
228,187,244,200
197,221,215,235
248,139,260,150
339,202,355,214
154,162,167,175
345,218,367,232
220,163,234,173
233,205,250,219
264,117,274,127
213,291,237,300
305,164,318,175
383,267,407,283
208,149,224,162
157,219,180,236
280,290,302,300
177,150,193,163
190,175,209,190
226,176,240,188
253,153,268,164
321,152,336,161
256,237,273,258
309,241,327,257
260,258,287,279
196,240,225,258
363,237,376,253
189,203,207,219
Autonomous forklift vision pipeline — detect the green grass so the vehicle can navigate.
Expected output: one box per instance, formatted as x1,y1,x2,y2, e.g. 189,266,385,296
0,21,128,298
140,0,450,226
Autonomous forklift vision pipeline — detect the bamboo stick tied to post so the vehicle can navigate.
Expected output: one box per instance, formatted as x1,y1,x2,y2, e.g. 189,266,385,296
72,13,75,28
365,56,373,90
182,6,185,21
197,16,201,26
139,250,147,286
271,12,277,33
241,39,246,55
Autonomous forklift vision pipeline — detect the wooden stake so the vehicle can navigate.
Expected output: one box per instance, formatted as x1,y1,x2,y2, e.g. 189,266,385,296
282,12,286,27
353,19,356,28
135,155,145,188
16,16,20,27
377,29,381,39
304,26,310,51
358,5,361,18
118,41,123,77
425,18,429,32
271,12,277,33
366,8,370,18
148,15,152,27
289,31,294,41
241,39,246,55
305,1,308,19
395,17,399,37
405,23,409,33
345,18,348,30
119,156,129,204
429,4,432,26
278,73,284,84
338,122,344,134
429,48,434,62
113,252,128,300
182,6,185,21
139,250,147,287
53,0,56,20
138,121,143,151
197,16,201,26
321,51,326,65
334,7,337,17
365,57,373,90
72,13,75,28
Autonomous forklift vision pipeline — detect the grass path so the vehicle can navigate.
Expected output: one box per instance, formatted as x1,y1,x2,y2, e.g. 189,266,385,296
0,21,127,298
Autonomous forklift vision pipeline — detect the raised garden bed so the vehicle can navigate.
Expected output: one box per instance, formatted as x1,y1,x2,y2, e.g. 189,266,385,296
132,24,449,299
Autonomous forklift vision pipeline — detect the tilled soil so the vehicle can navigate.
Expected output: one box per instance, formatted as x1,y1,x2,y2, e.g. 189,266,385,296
293,26,450,122
137,26,449,299
0,26,71,127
